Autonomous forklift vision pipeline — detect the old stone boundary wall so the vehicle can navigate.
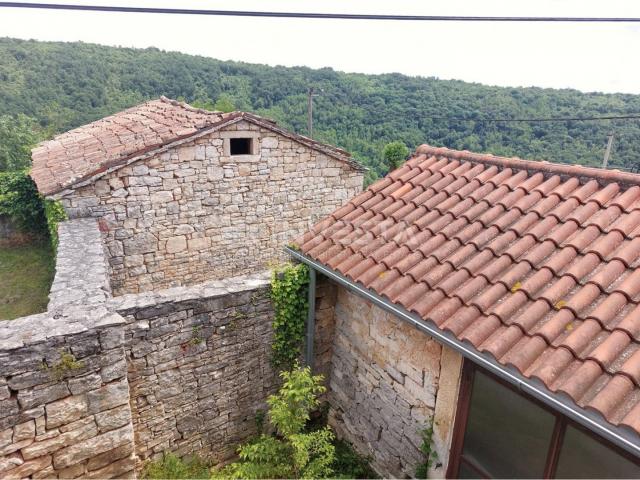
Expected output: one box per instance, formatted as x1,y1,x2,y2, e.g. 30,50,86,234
0,218,337,478
0,217,461,479
109,272,278,467
0,219,136,479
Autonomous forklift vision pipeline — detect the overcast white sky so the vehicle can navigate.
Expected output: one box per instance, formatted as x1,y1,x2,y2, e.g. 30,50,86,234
1,0,640,94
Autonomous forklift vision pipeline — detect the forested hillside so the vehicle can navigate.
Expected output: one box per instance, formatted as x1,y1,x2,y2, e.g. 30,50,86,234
2,37,640,182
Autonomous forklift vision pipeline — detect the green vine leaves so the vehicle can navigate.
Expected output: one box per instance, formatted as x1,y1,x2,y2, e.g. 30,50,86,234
270,262,309,371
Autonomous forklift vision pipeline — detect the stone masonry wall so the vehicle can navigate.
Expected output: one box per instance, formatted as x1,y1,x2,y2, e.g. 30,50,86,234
0,219,136,479
108,272,278,468
0,219,339,478
107,271,338,470
327,286,463,479
61,121,363,295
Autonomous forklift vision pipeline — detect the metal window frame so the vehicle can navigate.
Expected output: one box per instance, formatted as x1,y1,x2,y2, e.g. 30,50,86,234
447,361,640,478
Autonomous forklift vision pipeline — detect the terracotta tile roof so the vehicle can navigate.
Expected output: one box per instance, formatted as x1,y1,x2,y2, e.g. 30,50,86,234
296,144,640,437
31,97,362,196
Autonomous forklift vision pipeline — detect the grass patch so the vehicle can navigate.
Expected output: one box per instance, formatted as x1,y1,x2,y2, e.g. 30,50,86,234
0,240,54,320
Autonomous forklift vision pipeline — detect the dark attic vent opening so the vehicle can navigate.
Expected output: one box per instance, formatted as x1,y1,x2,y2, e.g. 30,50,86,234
230,137,253,155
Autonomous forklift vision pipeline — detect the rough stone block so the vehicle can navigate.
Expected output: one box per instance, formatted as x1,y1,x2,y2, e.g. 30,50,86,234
188,237,209,251
85,443,132,471
87,379,129,414
123,233,157,255
166,235,187,253
95,405,131,433
68,374,102,395
13,420,35,443
46,395,88,429
18,383,70,410
53,424,133,469
2,454,51,479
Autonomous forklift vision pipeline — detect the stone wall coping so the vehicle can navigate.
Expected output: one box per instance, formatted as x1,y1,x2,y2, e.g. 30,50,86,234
0,218,124,351
108,270,271,315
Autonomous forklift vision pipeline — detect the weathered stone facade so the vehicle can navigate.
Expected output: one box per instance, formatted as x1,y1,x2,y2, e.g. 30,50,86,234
326,286,463,479
60,120,363,295
109,272,278,467
0,219,136,479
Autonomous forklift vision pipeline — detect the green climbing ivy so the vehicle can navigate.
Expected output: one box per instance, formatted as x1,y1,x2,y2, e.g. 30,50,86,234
270,262,309,370
44,199,67,249
415,417,439,478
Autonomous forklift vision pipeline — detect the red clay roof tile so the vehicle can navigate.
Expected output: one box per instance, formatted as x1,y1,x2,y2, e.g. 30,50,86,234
31,97,361,196
295,144,640,437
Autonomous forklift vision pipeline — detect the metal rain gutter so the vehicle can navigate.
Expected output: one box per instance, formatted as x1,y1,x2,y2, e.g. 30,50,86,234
305,267,316,367
284,246,640,458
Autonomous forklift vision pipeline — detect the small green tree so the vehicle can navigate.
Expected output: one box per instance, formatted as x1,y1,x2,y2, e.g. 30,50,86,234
213,365,335,479
214,94,236,113
0,114,41,172
0,171,46,233
382,141,409,172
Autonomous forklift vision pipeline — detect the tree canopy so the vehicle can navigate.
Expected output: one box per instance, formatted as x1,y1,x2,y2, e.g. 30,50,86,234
2,37,640,184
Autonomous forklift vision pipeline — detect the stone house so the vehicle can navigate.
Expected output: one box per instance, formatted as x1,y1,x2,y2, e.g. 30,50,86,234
0,98,364,479
291,145,640,477
30,96,364,295
3,95,640,479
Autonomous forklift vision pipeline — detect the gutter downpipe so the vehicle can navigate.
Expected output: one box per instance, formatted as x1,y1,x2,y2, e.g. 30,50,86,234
305,266,316,368
285,246,640,459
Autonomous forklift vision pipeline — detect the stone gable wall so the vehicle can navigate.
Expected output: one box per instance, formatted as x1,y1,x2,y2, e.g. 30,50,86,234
60,121,363,295
326,285,463,478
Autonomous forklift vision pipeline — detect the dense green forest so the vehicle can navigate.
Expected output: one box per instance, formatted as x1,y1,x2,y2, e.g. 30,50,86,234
2,37,640,183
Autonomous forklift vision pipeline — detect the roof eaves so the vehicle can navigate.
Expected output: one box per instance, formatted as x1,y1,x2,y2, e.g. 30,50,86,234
285,245,640,459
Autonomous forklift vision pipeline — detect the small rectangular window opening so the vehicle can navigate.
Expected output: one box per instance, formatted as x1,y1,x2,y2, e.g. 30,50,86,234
230,137,252,155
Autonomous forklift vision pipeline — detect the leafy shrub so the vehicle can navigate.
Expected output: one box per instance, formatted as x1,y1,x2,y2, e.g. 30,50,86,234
270,263,309,370
142,453,210,479
0,170,66,248
0,114,41,172
212,365,336,479
0,170,46,233
332,439,378,479
382,141,409,172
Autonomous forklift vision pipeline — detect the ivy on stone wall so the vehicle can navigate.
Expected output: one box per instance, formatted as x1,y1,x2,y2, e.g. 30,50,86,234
415,417,439,478
44,198,67,249
270,262,309,370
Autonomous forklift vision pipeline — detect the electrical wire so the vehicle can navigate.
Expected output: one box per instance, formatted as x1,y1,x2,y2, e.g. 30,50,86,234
428,114,640,123
1,2,640,22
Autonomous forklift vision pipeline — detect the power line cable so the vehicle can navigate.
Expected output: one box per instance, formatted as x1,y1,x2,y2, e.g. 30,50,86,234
2,2,640,22
427,114,640,123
